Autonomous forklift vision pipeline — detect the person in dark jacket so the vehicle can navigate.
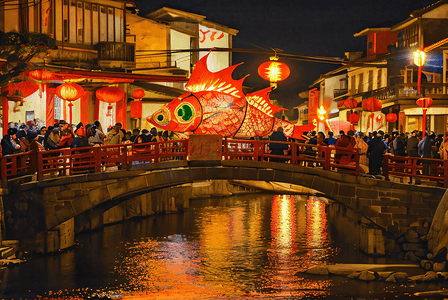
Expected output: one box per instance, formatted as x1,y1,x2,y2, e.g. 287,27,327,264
367,131,386,176
71,124,90,148
406,130,419,157
392,133,406,156
419,132,435,175
46,127,60,150
269,127,288,162
1,128,20,155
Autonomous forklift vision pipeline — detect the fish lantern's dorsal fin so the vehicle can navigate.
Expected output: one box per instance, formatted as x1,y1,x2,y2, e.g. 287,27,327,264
186,51,247,98
246,87,287,117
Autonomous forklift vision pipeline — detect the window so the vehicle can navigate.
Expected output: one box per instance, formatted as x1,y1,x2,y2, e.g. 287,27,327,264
377,69,382,88
368,41,373,49
397,24,419,48
368,70,373,91
100,6,107,42
77,2,83,43
108,8,114,41
357,73,364,93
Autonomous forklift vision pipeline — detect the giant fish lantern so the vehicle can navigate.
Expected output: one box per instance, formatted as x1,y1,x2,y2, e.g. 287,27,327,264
148,52,314,139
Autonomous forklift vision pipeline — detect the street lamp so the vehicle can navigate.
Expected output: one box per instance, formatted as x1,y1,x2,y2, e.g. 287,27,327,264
413,49,426,94
317,105,326,132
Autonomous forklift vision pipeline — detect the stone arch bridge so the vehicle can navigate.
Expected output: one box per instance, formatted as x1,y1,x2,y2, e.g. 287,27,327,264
3,160,446,254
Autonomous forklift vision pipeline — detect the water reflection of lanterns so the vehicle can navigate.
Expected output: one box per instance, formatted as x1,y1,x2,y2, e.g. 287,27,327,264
271,195,296,250
306,197,328,256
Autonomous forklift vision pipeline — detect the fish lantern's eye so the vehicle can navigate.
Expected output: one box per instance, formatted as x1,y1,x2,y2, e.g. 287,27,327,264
175,103,195,123
153,107,170,126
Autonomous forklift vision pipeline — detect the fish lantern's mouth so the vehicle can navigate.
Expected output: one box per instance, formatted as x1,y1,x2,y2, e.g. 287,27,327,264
153,106,171,127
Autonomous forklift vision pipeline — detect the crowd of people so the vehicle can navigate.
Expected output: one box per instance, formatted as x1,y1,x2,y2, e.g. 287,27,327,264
0,120,182,157
2,119,448,178
267,127,448,177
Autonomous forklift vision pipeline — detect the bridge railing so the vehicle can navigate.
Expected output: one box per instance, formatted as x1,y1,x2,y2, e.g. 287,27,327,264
223,139,360,175
34,140,190,181
383,154,448,187
7,137,448,187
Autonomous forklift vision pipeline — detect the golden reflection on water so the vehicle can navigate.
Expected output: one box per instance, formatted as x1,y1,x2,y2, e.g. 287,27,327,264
116,195,334,299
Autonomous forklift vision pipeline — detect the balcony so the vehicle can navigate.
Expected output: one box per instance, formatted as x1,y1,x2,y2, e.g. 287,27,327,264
98,42,136,69
334,88,348,98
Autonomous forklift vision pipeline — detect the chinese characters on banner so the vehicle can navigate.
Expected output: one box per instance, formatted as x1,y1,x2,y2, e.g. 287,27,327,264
308,88,319,126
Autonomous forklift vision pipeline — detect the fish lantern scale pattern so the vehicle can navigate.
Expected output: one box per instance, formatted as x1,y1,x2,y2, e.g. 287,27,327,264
147,51,315,139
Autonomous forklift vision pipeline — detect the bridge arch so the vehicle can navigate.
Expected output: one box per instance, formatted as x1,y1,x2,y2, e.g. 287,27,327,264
4,160,445,253
33,160,444,231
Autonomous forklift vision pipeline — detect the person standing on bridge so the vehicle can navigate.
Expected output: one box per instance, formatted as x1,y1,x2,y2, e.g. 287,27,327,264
268,127,288,163
334,130,355,164
367,131,386,176
406,130,420,157
106,123,124,145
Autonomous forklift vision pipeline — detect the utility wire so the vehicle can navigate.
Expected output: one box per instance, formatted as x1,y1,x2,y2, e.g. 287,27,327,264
136,47,386,66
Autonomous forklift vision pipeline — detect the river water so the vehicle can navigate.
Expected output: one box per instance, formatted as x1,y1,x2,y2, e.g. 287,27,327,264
0,194,444,299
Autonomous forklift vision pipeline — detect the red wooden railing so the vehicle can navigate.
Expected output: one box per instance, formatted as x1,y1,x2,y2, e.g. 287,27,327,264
383,154,448,187
222,139,359,175
1,138,446,188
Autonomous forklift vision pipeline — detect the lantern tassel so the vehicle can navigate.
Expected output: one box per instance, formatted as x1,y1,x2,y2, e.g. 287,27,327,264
68,102,74,125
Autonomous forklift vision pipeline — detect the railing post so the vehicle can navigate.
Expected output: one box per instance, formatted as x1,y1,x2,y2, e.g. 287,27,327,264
37,150,43,181
122,144,128,170
223,138,228,160
94,147,101,173
155,142,160,163
383,154,390,181
324,146,330,171
291,141,297,165
253,140,259,161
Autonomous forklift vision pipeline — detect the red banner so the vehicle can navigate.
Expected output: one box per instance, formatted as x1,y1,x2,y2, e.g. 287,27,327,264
308,88,319,125
130,100,142,119
80,91,89,126
46,88,55,127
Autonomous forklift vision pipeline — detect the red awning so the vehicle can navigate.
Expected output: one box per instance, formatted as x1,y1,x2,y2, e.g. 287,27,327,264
54,69,189,83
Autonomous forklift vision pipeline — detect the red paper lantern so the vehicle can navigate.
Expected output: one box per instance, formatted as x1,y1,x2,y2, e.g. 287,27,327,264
96,86,125,104
132,88,145,99
258,60,290,83
416,97,433,109
386,113,397,123
55,82,84,125
349,112,360,124
376,114,382,122
362,97,382,112
344,98,358,109
55,82,84,102
27,69,55,82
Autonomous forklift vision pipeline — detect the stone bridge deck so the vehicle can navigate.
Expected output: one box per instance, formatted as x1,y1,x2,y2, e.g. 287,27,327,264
8,160,444,238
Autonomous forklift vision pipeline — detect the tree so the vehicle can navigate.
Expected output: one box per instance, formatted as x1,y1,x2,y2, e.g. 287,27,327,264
0,31,56,87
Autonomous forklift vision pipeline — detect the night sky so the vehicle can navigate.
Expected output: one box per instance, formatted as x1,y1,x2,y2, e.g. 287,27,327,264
133,0,437,114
